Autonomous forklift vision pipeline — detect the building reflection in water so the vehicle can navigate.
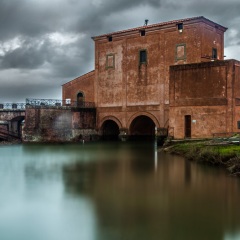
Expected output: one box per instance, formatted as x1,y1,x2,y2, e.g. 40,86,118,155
60,142,240,240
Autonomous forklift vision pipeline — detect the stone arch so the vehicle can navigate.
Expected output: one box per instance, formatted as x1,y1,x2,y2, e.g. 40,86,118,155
99,116,123,130
10,115,25,137
127,112,160,140
127,112,160,130
99,116,122,141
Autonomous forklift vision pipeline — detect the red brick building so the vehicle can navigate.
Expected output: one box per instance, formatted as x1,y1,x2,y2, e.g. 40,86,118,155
63,16,229,139
169,60,240,139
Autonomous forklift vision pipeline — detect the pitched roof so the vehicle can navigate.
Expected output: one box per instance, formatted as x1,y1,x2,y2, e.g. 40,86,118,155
92,16,227,40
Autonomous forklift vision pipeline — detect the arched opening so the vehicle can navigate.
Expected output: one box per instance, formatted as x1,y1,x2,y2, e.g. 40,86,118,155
10,116,25,138
77,92,84,106
129,115,155,141
101,120,120,141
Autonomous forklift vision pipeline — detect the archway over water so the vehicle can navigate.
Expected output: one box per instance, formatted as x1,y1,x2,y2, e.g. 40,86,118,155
101,120,120,140
11,116,25,137
129,115,155,141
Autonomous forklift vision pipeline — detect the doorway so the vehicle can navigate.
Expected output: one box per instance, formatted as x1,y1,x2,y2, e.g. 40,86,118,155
185,115,191,138
77,92,84,107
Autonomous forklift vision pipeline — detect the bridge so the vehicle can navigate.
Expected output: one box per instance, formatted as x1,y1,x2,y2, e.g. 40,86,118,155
0,102,25,141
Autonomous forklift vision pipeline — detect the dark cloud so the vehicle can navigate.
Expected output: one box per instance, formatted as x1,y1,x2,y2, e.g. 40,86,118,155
0,0,239,102
0,1,55,40
1,39,48,69
100,0,161,13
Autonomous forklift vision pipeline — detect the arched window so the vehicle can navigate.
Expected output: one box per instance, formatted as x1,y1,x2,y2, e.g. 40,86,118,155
77,92,84,106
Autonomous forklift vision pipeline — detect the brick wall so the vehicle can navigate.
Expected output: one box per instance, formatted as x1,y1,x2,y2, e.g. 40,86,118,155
62,71,95,103
62,17,227,136
93,17,226,131
169,60,240,139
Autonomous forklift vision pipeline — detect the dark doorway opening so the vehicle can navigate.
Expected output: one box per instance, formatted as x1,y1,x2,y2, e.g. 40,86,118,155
77,92,84,107
101,120,120,141
11,116,25,137
129,115,155,141
185,115,191,138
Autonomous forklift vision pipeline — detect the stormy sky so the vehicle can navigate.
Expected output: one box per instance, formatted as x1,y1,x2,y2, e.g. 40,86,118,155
0,0,239,102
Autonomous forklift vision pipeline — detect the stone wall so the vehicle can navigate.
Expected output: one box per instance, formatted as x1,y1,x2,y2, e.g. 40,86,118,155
23,107,96,142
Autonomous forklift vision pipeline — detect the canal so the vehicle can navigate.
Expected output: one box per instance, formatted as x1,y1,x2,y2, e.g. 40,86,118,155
0,142,240,240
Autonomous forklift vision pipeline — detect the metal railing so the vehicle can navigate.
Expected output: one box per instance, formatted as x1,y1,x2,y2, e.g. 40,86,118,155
0,103,26,110
0,99,95,110
26,98,95,109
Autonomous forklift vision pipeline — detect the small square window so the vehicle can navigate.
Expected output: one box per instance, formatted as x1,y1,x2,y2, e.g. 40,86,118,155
212,48,217,59
139,50,147,64
140,30,145,36
108,36,112,42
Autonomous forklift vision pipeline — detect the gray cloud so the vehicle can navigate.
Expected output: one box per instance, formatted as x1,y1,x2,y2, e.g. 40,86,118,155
1,38,48,69
0,0,239,102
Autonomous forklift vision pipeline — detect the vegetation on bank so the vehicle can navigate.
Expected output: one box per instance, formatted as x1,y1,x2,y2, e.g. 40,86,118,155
163,140,240,177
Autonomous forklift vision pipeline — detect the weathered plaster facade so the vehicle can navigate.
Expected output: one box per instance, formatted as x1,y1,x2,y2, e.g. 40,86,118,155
62,16,230,139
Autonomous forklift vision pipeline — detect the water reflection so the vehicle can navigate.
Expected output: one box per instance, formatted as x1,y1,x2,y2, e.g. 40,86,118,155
0,142,240,240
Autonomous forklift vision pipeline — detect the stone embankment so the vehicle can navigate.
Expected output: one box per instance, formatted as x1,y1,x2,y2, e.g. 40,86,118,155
0,139,22,145
162,138,240,177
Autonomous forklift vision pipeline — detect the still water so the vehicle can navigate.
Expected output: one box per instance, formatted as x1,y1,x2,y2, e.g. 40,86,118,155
0,142,240,240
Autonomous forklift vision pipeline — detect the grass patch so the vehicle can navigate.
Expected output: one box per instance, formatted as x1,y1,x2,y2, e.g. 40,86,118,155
165,141,240,176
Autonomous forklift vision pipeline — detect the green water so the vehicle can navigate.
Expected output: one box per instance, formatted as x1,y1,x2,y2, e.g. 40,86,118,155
0,142,240,240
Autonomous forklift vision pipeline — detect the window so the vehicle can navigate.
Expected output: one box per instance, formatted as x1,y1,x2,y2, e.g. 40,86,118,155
77,92,84,106
106,54,115,69
107,36,112,42
175,43,186,61
139,50,147,64
212,48,217,59
140,30,145,36
177,23,183,32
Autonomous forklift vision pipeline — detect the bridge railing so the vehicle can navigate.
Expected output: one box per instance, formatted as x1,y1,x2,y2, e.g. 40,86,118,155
0,99,95,110
0,103,26,110
25,98,95,109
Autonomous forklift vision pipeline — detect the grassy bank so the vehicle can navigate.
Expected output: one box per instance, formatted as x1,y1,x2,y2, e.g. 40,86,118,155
163,141,240,176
